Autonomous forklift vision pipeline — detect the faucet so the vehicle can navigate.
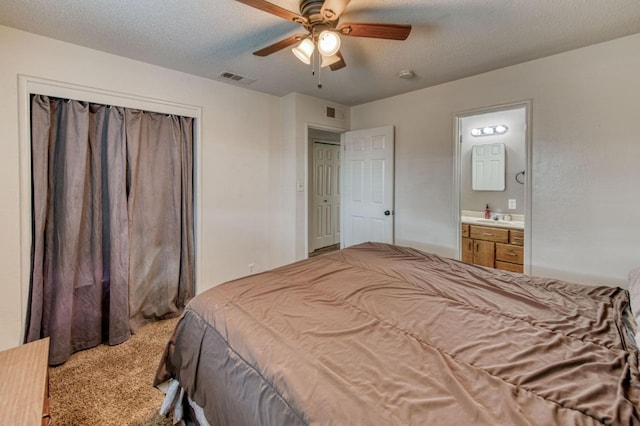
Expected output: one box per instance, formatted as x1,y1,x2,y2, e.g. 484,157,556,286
492,214,501,221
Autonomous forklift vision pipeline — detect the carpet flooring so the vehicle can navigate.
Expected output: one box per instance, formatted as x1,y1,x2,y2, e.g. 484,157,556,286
48,317,179,425
309,243,340,257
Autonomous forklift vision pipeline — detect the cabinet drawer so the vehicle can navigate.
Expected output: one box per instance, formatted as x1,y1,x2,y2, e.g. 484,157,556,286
509,229,524,246
470,225,509,243
496,261,524,273
461,223,470,238
496,243,523,264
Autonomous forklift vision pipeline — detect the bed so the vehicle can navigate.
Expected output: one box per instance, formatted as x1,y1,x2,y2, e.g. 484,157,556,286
154,242,640,425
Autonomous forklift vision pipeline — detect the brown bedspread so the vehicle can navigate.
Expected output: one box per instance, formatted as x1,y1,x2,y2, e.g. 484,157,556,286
155,242,640,425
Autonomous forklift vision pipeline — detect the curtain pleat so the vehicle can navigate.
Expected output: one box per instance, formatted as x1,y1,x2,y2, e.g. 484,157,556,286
126,110,194,332
91,104,131,345
178,117,195,310
26,95,193,364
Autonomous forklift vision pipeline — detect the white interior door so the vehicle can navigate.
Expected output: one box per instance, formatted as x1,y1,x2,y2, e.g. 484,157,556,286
311,142,341,251
342,126,394,248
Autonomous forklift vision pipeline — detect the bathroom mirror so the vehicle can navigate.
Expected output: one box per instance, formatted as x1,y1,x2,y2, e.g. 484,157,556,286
472,143,505,191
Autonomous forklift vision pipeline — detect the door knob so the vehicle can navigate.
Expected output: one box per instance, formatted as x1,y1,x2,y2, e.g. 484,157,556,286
384,210,391,216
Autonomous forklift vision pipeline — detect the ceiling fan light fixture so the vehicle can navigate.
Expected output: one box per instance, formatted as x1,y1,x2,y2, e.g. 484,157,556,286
320,53,341,68
317,30,341,56
292,38,315,64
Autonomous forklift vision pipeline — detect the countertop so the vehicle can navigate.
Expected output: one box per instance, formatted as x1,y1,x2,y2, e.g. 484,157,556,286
461,210,524,230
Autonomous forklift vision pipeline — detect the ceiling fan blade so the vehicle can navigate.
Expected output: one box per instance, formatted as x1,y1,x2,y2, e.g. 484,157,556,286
253,34,307,56
321,0,351,21
330,52,347,71
338,23,412,40
235,0,308,25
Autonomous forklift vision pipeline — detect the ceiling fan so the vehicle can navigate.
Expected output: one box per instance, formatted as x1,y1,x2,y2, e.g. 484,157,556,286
236,0,412,71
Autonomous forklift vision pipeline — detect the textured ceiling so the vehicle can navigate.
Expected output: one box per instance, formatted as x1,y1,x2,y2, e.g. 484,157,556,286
1,0,639,106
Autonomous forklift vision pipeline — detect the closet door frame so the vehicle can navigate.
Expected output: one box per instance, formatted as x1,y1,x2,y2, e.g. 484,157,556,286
17,75,203,340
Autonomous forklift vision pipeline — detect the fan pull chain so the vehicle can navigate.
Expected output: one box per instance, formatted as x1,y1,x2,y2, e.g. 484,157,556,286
312,40,322,89
317,54,322,89
311,27,316,77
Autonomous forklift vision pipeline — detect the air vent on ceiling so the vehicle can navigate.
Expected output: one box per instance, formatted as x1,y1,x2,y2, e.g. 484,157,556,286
325,105,345,120
217,71,256,85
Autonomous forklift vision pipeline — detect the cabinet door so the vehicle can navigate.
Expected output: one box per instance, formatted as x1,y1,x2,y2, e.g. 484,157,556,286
462,237,473,263
473,240,495,268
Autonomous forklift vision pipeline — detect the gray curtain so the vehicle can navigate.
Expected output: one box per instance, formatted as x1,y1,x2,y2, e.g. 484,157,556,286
126,109,194,332
26,95,194,365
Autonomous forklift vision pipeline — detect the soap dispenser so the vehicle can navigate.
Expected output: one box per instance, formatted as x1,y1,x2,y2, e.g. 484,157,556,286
484,204,491,219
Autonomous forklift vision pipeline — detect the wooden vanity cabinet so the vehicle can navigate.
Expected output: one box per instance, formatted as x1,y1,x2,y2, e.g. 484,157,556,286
462,223,524,273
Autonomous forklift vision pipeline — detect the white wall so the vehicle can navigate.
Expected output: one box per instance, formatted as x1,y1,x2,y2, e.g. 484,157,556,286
351,33,640,288
0,25,285,350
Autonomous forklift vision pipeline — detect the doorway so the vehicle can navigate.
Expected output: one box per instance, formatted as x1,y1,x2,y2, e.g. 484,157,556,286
454,101,532,274
308,127,342,256
306,125,396,257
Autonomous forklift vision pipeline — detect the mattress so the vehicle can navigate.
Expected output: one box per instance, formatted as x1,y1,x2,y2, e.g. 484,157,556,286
155,242,640,425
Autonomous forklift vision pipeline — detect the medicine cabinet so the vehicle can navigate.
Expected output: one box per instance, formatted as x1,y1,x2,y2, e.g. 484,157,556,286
472,143,505,191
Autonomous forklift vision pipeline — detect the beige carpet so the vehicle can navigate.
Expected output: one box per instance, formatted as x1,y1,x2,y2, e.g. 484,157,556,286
49,317,179,425
309,243,340,257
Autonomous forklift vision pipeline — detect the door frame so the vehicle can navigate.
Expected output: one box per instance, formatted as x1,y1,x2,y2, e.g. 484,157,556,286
17,75,203,342
453,100,532,274
308,138,341,252
305,123,345,257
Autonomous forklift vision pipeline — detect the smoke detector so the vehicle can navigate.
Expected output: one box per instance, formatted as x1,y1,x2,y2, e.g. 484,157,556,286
398,70,415,79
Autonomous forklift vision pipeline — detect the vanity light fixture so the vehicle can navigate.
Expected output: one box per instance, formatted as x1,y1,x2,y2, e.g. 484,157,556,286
471,125,509,137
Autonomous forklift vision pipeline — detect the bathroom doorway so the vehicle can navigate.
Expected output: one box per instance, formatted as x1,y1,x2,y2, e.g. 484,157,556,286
454,102,532,274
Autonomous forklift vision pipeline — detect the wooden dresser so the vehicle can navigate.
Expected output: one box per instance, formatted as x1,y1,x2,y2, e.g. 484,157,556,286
462,223,524,273
0,338,50,425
